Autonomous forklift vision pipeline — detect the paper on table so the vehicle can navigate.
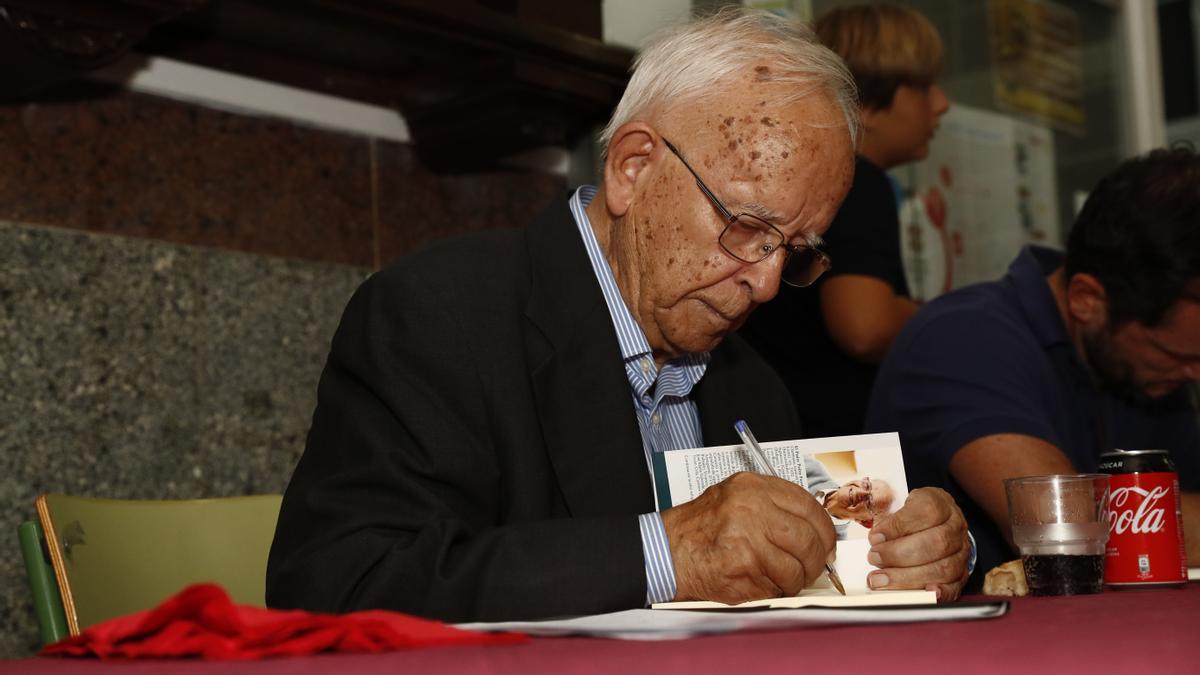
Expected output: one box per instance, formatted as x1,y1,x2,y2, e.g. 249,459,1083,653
1188,567,1200,582
455,603,1007,641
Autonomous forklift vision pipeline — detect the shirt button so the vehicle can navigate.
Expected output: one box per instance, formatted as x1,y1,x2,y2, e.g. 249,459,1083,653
640,360,651,373
651,413,662,425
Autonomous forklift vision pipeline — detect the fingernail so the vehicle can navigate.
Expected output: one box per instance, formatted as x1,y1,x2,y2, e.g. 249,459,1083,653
868,572,889,589
867,551,882,566
869,532,885,545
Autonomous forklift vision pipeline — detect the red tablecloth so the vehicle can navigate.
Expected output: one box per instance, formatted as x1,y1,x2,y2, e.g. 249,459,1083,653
6,583,1197,674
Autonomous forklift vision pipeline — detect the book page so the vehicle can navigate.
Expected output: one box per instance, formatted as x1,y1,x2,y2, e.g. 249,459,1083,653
655,442,808,507
651,432,916,605
651,590,935,610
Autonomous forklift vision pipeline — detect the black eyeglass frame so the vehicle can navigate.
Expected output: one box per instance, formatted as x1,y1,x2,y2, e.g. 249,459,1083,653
661,137,832,288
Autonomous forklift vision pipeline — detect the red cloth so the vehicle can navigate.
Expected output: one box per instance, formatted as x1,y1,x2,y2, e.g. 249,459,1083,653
41,583,525,660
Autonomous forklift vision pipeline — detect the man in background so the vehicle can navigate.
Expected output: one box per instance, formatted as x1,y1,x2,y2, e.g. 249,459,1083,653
868,148,1200,582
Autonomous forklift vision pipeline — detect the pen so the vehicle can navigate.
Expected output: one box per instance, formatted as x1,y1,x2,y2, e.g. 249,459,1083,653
733,419,847,596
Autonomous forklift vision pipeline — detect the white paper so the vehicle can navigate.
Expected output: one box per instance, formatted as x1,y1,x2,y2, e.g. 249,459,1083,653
455,603,1007,640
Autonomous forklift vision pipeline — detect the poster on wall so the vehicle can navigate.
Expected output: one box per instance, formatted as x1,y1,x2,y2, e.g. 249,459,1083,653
893,104,1061,302
989,0,1085,133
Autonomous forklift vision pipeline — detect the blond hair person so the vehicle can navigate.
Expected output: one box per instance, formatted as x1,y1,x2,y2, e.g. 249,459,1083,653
742,3,949,439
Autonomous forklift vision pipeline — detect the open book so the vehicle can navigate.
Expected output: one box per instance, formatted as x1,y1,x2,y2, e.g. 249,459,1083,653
650,432,936,609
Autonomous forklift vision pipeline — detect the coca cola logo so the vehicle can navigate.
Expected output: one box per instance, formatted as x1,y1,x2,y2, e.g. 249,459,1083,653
1106,486,1169,535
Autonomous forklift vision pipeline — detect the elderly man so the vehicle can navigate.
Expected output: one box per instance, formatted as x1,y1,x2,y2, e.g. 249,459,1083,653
267,10,970,622
821,477,896,527
867,148,1200,584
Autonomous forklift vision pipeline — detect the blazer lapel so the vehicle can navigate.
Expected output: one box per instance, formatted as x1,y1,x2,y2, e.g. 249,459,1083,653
695,343,744,448
522,202,654,517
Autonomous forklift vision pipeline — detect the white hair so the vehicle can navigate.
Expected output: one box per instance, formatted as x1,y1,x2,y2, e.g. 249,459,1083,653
598,8,860,154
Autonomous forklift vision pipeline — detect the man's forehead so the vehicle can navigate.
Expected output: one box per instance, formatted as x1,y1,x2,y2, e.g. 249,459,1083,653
709,97,846,141
1164,283,1200,320
1140,290,1200,352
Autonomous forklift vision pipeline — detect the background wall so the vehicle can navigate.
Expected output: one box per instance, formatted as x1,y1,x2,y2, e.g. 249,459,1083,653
0,82,564,658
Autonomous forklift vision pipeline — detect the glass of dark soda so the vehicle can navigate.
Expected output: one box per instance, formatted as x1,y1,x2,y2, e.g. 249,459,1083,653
1004,474,1110,596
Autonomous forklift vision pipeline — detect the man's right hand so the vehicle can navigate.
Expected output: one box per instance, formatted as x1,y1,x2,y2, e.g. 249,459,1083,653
660,472,836,603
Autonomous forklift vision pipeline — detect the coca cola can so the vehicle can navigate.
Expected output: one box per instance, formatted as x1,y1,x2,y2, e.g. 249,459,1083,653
1098,449,1187,587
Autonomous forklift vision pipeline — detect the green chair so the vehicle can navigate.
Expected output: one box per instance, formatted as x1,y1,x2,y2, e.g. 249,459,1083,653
18,493,283,644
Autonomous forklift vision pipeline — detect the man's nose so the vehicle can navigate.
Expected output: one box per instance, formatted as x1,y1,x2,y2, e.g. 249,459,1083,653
739,252,784,303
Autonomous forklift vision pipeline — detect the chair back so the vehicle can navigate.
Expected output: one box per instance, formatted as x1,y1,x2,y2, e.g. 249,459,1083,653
35,493,283,635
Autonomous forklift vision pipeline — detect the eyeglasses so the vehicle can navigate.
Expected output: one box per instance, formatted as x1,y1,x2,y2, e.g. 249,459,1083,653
662,138,832,288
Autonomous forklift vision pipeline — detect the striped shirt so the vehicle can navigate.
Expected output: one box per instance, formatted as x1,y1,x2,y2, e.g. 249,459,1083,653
569,185,709,605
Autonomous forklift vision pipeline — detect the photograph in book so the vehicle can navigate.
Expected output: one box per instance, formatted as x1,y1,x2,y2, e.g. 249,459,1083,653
651,432,918,599
651,431,909,541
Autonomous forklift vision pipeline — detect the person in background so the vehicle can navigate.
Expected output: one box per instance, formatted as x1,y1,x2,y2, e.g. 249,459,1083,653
866,148,1200,585
741,3,949,438
266,9,972,623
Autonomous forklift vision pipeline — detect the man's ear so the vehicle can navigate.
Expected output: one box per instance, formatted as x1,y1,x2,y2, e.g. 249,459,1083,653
1066,272,1109,328
602,122,658,218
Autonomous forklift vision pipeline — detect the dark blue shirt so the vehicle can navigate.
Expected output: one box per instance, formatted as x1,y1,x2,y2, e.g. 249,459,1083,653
866,245,1200,583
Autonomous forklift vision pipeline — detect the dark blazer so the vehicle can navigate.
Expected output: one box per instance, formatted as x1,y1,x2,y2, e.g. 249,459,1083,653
266,200,802,622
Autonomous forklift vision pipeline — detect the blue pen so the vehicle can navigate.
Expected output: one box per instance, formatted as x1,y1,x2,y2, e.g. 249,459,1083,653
734,419,847,595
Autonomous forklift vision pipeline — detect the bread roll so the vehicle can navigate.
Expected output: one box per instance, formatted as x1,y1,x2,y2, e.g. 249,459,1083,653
982,559,1028,596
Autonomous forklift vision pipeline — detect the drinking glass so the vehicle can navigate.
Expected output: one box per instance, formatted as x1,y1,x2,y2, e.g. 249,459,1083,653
1004,474,1110,596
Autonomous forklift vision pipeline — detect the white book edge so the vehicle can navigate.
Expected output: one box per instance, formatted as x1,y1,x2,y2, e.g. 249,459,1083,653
652,589,935,610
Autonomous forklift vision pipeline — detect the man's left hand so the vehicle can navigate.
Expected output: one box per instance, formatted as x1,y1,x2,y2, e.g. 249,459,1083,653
865,487,970,601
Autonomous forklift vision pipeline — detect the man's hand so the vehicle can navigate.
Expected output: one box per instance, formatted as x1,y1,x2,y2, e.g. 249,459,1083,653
866,487,970,601
661,472,836,604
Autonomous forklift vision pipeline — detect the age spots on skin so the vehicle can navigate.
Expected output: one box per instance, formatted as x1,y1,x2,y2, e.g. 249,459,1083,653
782,151,789,159
754,65,771,80
750,151,761,161
760,117,776,127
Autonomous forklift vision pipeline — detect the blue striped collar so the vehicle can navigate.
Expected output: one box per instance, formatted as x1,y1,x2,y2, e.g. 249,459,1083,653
568,186,709,397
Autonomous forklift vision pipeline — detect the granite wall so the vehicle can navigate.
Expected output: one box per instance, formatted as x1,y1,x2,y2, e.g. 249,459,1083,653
0,84,565,658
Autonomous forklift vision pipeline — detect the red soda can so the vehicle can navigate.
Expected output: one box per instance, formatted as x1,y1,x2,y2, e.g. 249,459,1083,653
1098,449,1187,587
